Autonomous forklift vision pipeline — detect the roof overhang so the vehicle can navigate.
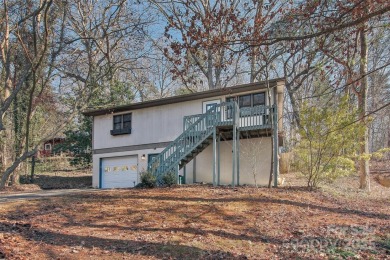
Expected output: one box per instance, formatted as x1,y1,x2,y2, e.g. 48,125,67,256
83,78,285,116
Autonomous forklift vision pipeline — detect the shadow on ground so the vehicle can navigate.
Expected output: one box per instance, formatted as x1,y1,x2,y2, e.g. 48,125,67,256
20,175,92,189
0,221,246,259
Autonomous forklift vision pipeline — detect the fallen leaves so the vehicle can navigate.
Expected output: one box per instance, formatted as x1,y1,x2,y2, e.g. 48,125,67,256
0,181,389,259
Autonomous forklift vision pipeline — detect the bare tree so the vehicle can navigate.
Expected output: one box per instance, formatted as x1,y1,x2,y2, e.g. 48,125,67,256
0,0,152,188
57,0,151,107
368,28,390,155
151,0,248,90
0,0,53,185
262,1,389,190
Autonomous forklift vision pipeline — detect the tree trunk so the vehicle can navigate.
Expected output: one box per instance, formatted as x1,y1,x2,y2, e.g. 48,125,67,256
250,48,257,83
30,155,36,183
0,131,8,175
285,84,301,129
10,167,20,186
250,1,263,83
358,26,370,191
207,48,215,89
0,149,37,189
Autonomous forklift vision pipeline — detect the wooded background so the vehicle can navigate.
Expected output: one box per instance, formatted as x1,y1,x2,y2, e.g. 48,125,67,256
1,0,389,190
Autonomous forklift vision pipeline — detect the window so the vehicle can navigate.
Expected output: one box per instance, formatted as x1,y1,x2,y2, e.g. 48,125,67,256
111,113,132,135
238,93,265,108
226,92,266,118
240,93,265,116
228,92,266,108
253,93,265,106
239,95,251,108
44,143,52,151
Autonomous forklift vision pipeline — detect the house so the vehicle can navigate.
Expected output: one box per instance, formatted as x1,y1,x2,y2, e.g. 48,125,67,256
38,137,65,157
83,79,285,189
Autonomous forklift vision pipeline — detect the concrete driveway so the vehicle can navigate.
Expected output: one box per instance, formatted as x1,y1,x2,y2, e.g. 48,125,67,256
0,189,97,204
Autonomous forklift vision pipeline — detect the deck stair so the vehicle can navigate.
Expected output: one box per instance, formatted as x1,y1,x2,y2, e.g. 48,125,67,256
147,101,275,185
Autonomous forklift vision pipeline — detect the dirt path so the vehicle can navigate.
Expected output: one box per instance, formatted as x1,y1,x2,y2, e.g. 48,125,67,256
0,189,97,204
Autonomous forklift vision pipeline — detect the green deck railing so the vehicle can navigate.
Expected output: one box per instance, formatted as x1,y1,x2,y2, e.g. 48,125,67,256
238,105,272,130
148,102,274,185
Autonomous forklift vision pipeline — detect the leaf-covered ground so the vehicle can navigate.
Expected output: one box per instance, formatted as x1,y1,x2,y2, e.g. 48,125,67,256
0,174,389,259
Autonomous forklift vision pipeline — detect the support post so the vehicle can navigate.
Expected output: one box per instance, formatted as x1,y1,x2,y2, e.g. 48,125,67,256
99,158,103,189
232,102,238,188
177,164,180,185
193,157,197,183
273,105,279,187
237,130,240,186
213,127,217,186
232,126,236,188
183,165,186,184
217,133,221,185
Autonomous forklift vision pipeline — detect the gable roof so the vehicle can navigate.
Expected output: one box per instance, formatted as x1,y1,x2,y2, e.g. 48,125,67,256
83,78,285,116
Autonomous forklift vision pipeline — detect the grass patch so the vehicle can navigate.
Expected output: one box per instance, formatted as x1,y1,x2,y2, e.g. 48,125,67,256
18,156,92,189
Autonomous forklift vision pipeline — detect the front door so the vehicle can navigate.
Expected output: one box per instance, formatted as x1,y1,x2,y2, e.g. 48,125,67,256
148,153,159,170
202,100,221,127
202,99,220,114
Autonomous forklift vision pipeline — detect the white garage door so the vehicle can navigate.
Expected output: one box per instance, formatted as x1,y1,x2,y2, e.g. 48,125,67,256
101,156,138,188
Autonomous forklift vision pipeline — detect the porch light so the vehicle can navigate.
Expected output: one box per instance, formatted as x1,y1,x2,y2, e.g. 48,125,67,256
141,154,146,161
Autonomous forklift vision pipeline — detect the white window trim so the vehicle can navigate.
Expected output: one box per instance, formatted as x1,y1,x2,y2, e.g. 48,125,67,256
202,99,221,113
44,143,52,151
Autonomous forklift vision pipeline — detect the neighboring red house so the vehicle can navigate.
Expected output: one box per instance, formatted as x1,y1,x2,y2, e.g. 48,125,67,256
38,137,65,157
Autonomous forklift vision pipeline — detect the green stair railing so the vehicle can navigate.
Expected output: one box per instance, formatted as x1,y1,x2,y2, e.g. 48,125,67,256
148,102,237,184
147,102,275,185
